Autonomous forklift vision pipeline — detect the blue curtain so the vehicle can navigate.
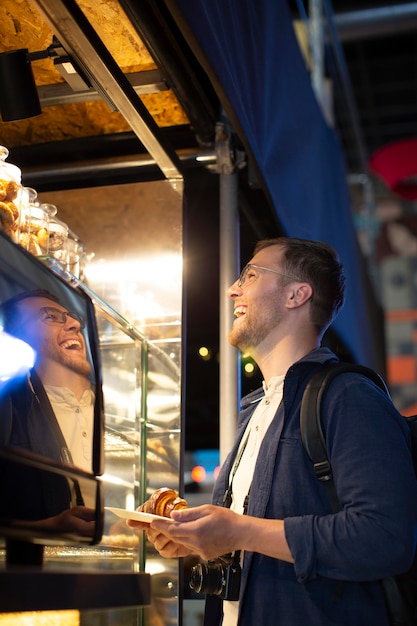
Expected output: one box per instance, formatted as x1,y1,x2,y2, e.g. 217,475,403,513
168,0,381,368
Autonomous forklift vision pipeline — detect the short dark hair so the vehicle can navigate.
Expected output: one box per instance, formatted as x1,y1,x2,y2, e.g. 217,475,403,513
1,289,61,335
253,237,346,334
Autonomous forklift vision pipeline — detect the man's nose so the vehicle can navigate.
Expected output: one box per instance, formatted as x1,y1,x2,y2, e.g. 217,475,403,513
226,279,241,299
64,314,80,330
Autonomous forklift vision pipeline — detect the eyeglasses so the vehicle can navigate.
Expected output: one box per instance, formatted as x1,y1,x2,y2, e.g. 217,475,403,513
237,263,302,287
35,306,85,329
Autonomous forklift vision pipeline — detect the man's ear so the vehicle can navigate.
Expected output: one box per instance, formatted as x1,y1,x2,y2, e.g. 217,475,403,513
286,283,313,308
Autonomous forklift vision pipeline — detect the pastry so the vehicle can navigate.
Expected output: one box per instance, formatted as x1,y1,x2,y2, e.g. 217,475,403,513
0,199,19,237
0,179,20,239
138,487,187,517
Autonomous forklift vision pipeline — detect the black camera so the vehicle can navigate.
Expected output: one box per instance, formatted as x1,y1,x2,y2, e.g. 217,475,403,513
189,554,241,600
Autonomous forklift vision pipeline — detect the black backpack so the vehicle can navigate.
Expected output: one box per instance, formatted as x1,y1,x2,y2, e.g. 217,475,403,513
300,361,417,626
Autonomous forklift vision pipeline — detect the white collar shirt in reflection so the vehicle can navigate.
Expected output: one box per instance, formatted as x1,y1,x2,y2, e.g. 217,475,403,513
45,386,95,508
223,374,285,626
44,385,95,473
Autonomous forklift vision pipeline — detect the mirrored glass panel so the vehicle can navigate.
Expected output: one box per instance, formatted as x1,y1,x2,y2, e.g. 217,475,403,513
0,231,103,545
0,447,101,546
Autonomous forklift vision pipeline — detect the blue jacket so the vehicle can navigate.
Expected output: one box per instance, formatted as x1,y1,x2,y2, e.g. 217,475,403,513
204,348,417,626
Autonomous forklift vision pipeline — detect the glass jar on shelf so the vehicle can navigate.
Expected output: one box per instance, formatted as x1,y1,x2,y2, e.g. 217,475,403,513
48,216,69,262
65,228,86,279
19,195,57,257
0,145,22,243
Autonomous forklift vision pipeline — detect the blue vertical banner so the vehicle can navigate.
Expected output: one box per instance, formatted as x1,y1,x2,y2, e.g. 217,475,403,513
168,0,382,368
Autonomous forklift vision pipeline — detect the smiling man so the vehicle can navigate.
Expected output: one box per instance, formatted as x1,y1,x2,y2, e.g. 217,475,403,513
0,289,97,538
7,290,92,390
2,290,94,472
128,237,417,626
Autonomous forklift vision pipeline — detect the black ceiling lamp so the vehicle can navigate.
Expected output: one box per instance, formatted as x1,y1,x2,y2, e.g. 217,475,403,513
0,39,90,122
0,48,43,121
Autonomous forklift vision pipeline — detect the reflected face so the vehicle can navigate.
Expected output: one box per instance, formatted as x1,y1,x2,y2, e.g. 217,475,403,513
15,296,91,378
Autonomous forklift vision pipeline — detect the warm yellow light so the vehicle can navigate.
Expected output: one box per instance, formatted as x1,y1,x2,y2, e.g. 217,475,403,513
0,611,80,626
87,254,183,324
244,362,255,374
198,346,211,360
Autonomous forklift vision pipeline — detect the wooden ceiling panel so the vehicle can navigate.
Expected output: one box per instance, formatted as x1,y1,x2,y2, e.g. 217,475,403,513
76,0,156,73
2,0,63,86
0,92,189,148
0,0,189,148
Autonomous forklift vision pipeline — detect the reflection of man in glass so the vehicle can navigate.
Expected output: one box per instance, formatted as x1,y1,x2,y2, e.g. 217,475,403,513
0,289,96,534
2,289,94,476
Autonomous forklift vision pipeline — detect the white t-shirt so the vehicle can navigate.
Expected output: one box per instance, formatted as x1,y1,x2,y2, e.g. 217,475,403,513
222,375,285,626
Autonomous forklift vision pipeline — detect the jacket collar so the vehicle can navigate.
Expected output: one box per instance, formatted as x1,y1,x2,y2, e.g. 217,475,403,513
240,346,338,410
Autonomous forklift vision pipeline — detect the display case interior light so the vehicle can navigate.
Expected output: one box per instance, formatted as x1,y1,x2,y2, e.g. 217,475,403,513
0,611,80,626
87,254,183,324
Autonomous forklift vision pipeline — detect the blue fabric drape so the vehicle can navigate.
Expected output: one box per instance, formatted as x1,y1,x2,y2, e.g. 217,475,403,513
169,0,379,367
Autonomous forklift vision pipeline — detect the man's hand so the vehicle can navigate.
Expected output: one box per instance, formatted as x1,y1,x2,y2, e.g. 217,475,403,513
126,516,191,557
146,505,247,561
127,504,294,563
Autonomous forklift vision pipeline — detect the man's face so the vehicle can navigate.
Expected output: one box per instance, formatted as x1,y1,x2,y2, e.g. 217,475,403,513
15,296,91,378
227,246,292,353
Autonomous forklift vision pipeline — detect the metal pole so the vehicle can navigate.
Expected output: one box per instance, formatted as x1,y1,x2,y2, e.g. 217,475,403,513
219,171,240,463
309,0,325,114
323,0,369,173
309,0,336,127
216,121,241,464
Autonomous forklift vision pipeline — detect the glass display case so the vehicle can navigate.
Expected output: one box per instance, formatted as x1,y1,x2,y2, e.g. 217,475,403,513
0,171,184,624
37,273,183,626
95,293,182,626
0,236,183,625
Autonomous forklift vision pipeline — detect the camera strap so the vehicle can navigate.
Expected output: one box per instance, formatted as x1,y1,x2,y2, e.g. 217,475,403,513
222,433,251,571
223,429,251,509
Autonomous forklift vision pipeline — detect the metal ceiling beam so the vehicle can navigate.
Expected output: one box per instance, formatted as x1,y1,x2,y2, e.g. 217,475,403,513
37,70,168,107
334,3,417,41
31,0,183,182
20,148,216,190
117,0,218,146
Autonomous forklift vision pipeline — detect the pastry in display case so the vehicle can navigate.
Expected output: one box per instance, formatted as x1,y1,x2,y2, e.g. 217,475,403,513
19,196,57,256
0,146,22,242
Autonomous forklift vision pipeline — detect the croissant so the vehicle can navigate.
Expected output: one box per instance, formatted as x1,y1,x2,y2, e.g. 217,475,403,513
138,487,187,517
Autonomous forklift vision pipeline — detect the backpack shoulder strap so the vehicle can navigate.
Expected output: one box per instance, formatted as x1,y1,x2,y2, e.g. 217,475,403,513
300,362,389,497
300,363,417,624
405,414,417,476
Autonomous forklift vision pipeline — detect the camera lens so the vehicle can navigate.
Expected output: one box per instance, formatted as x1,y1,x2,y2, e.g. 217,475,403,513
189,561,225,596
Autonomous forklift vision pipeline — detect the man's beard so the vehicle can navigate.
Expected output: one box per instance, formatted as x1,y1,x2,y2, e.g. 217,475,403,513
228,315,271,352
228,299,284,353
40,342,92,379
61,350,92,378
